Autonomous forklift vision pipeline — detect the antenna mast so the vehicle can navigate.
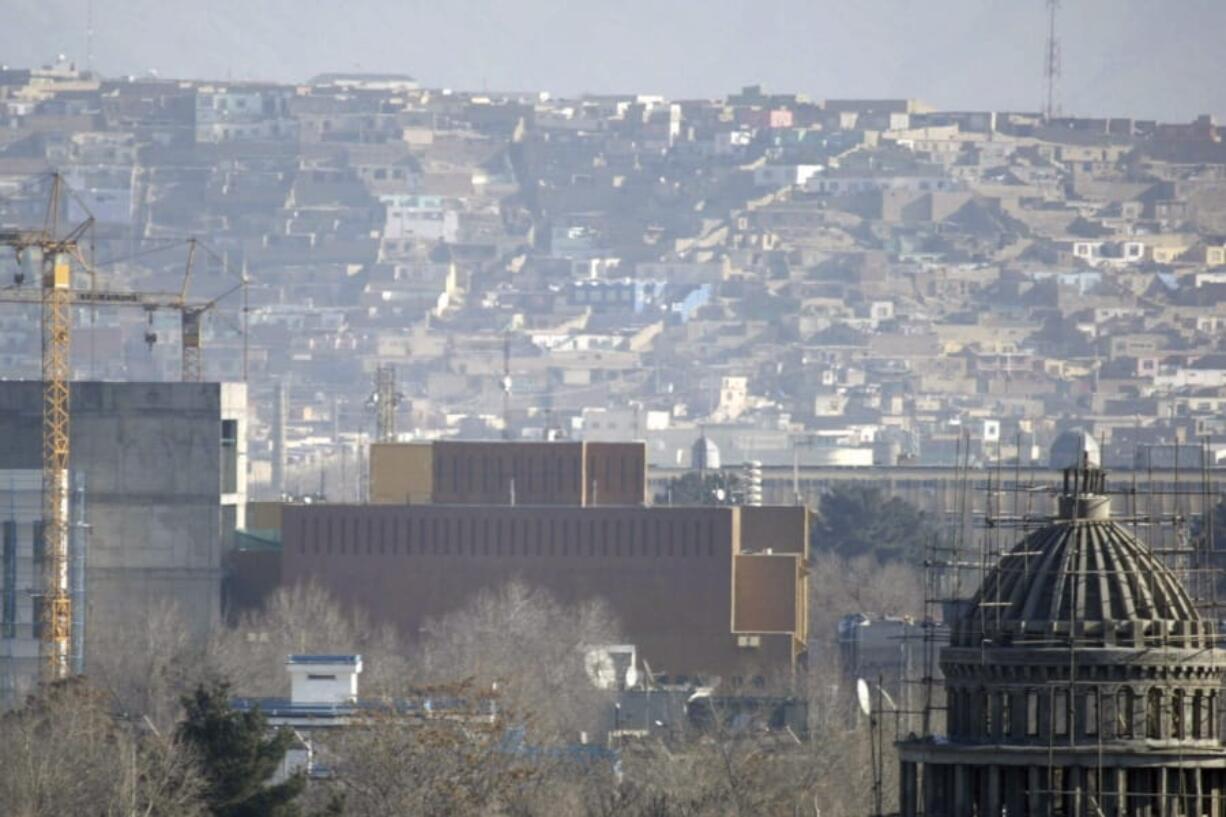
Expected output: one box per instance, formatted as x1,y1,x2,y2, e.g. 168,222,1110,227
501,332,512,441
372,364,399,443
86,0,95,73
1042,0,1061,120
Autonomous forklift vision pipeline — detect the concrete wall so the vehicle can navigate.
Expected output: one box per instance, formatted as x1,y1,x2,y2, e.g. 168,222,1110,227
281,503,801,678
0,381,245,662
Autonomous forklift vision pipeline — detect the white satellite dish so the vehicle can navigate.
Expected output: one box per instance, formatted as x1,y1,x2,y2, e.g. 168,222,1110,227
856,678,872,716
625,665,639,689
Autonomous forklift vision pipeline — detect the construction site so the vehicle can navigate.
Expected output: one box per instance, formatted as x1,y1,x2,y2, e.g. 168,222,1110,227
0,174,247,703
874,432,1226,817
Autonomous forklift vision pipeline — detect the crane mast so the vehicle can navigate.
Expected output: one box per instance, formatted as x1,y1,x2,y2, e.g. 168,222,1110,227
0,173,85,681
41,250,73,680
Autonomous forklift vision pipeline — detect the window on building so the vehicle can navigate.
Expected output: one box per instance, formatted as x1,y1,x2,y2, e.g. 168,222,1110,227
1171,690,1185,739
1147,689,1163,739
1084,690,1099,736
1053,689,1069,737
31,594,45,640
220,419,239,494
1116,688,1133,738
32,521,45,569
2,520,15,638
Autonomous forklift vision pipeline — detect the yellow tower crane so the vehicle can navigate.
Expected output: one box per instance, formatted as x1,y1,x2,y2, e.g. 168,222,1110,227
0,174,89,680
0,175,239,680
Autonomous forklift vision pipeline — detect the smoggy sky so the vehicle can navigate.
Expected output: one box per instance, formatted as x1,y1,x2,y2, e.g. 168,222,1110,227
7,0,1226,121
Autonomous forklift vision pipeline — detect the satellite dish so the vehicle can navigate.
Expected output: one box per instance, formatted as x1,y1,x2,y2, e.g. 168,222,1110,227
856,678,872,716
625,665,639,689
715,488,727,501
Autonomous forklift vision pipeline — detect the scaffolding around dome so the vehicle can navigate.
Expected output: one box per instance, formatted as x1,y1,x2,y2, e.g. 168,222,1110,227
896,446,1226,817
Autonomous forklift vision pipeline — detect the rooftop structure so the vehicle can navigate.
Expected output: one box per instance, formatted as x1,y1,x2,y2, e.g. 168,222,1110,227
287,654,362,706
369,440,647,506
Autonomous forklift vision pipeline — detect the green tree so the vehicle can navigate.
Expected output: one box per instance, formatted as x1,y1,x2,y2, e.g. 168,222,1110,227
811,484,932,562
658,471,742,506
177,681,309,817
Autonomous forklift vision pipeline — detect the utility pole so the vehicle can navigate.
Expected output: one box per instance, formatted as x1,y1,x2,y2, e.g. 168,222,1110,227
272,380,288,499
85,0,95,74
1042,0,1062,120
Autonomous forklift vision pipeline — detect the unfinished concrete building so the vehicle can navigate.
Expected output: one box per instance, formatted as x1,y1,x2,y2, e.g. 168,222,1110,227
0,381,246,702
898,464,1226,817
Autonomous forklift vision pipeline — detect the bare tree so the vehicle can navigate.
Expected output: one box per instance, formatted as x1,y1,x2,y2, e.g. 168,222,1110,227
206,580,409,698
414,579,623,742
807,551,924,653
323,682,551,817
89,599,207,734
0,678,207,817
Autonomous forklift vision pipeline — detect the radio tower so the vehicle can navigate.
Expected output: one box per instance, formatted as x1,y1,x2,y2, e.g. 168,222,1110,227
371,364,400,443
1042,0,1061,120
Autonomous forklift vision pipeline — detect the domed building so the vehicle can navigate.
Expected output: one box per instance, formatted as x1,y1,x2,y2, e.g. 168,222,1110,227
1050,429,1101,470
691,433,721,472
898,464,1226,817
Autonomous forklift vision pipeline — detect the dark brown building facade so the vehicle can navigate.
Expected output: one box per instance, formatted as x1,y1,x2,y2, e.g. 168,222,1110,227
370,440,647,507
281,503,807,679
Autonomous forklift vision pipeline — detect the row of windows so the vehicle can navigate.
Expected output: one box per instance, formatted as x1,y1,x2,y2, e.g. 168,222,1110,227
949,686,1219,742
303,514,713,549
434,453,583,498
301,534,716,560
431,453,644,499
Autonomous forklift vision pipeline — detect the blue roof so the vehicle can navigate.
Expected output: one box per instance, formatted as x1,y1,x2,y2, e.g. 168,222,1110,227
287,654,361,665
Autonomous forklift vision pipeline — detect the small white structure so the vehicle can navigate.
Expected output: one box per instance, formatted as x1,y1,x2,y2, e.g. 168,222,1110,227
287,654,362,705
584,644,638,691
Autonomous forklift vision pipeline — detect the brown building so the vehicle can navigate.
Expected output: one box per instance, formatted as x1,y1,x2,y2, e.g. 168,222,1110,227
280,503,808,680
370,440,647,507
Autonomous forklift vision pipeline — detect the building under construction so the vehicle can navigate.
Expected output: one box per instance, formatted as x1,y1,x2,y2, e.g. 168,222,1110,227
897,442,1226,816
0,381,247,705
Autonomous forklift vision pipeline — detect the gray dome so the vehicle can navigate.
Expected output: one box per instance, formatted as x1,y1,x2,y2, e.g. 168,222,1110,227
691,435,720,470
952,470,1212,650
1049,428,1100,469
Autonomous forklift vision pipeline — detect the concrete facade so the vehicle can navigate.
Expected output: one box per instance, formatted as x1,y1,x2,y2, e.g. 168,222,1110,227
0,381,247,663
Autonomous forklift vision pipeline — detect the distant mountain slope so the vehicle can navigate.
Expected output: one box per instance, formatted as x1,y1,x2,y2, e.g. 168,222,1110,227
4,0,1225,121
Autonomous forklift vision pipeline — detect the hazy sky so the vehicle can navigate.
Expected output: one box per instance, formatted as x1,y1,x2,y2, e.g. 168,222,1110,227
7,0,1226,121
